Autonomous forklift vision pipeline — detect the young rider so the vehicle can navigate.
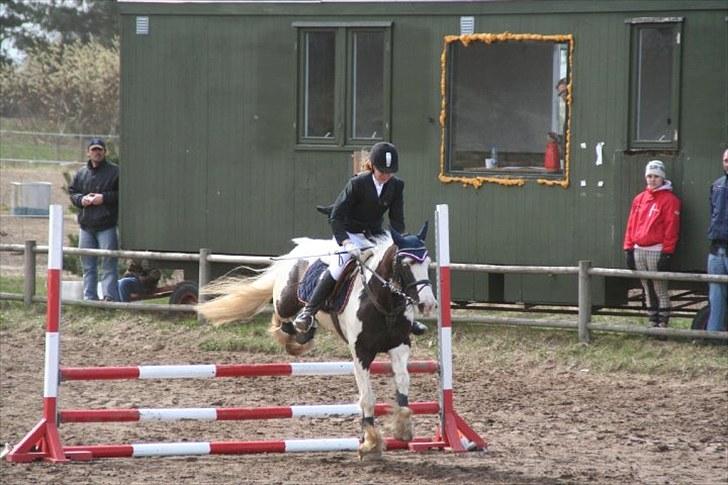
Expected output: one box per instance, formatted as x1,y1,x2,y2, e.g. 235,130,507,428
294,142,428,336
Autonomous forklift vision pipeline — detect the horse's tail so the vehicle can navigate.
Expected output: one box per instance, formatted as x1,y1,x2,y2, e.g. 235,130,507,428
197,266,280,326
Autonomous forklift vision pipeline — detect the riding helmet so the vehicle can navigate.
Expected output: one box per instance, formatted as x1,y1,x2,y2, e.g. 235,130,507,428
369,142,399,173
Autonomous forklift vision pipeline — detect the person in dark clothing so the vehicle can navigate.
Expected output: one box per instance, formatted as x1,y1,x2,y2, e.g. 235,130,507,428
706,148,728,331
293,142,427,336
68,138,120,301
118,259,162,302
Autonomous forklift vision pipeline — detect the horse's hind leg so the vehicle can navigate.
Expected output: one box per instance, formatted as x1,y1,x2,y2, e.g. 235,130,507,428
387,344,413,441
352,360,383,460
269,261,312,356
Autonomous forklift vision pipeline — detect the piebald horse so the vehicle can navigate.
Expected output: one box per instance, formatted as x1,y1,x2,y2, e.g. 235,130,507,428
197,224,437,459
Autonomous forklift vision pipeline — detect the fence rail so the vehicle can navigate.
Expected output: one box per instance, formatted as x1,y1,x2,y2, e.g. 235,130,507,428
1,241,726,343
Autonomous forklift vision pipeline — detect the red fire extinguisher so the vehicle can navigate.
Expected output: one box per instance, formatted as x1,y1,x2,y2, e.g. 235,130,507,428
544,140,560,172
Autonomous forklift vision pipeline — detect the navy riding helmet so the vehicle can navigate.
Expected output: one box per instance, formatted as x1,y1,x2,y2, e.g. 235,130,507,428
370,142,399,174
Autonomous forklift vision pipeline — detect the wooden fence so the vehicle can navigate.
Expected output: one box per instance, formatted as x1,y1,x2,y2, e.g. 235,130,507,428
1,241,726,343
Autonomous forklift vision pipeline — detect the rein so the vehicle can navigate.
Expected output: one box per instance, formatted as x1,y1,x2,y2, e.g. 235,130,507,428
355,249,431,325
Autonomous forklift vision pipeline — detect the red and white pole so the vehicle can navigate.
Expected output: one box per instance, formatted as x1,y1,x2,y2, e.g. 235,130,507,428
427,204,487,452
7,205,90,462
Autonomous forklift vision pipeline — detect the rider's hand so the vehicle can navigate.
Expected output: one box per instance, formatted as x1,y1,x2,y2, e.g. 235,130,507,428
342,240,361,259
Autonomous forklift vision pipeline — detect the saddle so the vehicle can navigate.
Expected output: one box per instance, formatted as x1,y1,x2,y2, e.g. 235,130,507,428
297,258,360,314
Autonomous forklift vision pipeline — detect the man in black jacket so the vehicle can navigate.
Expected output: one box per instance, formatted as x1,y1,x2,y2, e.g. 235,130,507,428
69,138,120,301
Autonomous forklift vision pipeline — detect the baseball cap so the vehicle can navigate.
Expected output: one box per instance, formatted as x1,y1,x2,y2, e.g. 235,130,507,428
88,138,106,150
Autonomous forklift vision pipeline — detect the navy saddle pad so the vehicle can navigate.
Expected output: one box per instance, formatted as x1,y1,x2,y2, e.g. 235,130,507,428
297,259,356,314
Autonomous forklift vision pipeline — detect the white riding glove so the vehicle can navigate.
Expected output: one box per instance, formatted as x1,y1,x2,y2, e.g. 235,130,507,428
342,241,361,259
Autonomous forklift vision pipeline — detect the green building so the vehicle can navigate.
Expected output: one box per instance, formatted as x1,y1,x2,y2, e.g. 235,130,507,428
118,0,727,305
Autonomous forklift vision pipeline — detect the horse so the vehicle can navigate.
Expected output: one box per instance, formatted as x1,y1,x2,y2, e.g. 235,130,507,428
197,223,437,460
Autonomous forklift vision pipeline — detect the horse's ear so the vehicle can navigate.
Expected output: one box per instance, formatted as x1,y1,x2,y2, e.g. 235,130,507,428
416,221,429,241
390,227,405,247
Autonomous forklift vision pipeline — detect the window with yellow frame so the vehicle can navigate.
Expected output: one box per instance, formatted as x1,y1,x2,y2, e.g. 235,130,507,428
439,33,574,188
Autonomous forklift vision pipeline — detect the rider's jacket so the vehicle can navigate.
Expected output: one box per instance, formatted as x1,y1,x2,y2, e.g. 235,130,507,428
329,171,405,245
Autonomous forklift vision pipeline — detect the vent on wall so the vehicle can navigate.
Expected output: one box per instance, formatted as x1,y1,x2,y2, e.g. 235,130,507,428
136,16,149,35
460,16,474,35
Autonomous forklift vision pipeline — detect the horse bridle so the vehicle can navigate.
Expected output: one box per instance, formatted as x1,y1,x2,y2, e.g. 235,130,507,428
356,248,432,325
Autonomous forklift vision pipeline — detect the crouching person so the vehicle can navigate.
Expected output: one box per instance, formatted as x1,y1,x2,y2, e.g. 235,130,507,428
118,259,161,302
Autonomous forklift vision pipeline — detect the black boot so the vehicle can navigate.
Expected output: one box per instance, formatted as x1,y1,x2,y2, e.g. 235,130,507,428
410,320,428,335
294,271,337,333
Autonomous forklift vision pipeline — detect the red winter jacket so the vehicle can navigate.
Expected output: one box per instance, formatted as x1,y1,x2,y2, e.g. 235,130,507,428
623,182,681,254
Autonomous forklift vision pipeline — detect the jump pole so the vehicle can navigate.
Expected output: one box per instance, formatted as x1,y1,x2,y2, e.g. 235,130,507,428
6,205,90,462
6,204,485,462
408,204,487,452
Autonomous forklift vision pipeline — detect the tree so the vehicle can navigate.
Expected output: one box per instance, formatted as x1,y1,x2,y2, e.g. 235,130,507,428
0,38,120,133
1,0,119,66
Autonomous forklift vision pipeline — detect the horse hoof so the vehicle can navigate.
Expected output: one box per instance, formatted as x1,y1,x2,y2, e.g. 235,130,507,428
358,424,384,461
389,406,413,442
358,449,384,462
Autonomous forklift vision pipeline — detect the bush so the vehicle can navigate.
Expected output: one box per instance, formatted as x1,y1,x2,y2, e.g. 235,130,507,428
0,38,119,134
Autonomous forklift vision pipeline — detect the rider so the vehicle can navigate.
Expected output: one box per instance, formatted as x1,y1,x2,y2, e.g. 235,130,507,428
293,141,428,336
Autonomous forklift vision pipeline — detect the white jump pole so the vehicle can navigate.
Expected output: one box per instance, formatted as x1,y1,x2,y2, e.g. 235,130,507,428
6,205,91,462
427,204,487,452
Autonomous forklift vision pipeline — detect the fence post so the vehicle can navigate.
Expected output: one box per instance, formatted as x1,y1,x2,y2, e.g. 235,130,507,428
578,260,592,344
197,248,210,323
24,240,37,306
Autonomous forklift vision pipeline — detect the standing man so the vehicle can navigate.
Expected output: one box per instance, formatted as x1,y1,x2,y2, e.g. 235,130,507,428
623,160,681,328
706,148,728,331
69,138,120,301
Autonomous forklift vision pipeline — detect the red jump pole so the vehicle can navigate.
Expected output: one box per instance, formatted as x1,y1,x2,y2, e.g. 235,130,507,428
6,205,90,463
410,204,486,453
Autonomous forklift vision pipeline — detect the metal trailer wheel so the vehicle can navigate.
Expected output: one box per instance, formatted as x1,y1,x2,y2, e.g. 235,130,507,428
169,280,199,305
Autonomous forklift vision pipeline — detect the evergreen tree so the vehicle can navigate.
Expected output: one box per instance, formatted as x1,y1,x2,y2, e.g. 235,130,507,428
1,0,119,65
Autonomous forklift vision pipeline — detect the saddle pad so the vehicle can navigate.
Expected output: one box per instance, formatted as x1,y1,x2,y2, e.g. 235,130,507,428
297,259,356,314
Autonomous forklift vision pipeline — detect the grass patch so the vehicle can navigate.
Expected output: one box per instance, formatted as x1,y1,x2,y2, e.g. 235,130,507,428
452,322,728,378
0,276,46,295
1,300,725,381
198,315,350,357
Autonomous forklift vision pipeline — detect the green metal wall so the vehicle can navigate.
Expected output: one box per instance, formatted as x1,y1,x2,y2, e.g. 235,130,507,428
119,1,728,304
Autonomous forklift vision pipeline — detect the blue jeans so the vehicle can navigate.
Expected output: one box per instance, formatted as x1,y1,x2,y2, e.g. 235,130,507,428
118,276,143,302
79,226,120,301
707,248,728,331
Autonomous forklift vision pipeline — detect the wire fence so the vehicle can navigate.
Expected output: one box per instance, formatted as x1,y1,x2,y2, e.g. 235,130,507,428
0,130,119,165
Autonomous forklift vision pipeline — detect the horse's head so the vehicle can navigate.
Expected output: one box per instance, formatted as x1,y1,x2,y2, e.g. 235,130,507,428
390,222,437,316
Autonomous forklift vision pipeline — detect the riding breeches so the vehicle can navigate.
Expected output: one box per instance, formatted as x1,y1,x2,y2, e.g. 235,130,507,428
327,232,370,280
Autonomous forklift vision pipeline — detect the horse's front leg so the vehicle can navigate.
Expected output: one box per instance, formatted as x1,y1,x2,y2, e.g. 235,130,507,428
388,343,413,441
352,358,383,460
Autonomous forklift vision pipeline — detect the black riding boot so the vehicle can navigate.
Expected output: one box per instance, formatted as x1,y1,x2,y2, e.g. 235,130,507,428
294,271,337,333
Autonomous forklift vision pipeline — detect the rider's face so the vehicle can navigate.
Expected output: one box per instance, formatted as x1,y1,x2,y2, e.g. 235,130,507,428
372,167,393,184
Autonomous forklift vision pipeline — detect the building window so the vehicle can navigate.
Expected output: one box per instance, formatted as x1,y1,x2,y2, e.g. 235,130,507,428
439,33,574,188
303,31,336,139
628,18,682,150
296,23,391,147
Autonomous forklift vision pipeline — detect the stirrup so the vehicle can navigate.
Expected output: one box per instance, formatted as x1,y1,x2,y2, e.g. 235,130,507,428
411,320,428,336
294,311,315,333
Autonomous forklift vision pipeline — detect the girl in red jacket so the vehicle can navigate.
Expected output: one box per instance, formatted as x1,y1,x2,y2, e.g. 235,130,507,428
623,160,681,327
